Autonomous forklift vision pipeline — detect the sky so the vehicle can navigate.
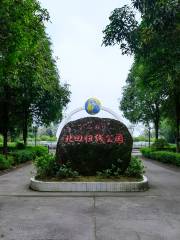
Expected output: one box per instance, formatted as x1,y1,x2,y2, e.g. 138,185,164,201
39,0,142,135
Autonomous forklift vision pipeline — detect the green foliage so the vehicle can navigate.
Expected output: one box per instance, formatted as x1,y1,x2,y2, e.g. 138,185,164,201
33,155,144,180
34,154,57,179
96,162,122,178
0,0,70,153
140,147,152,158
12,150,35,164
97,157,144,178
0,154,14,170
38,135,57,141
102,6,138,54
0,142,16,152
160,119,176,143
140,147,180,166
56,162,79,179
0,135,3,143
0,144,47,169
34,154,79,179
103,0,180,151
125,156,144,178
120,60,165,140
15,142,25,150
28,146,48,157
151,138,169,150
133,136,148,142
10,146,47,164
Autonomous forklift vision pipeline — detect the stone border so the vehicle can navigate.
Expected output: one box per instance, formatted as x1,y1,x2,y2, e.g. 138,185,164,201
30,176,148,192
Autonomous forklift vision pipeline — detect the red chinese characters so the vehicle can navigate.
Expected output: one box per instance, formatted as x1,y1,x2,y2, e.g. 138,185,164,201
114,134,124,144
63,133,124,144
84,135,93,143
105,135,114,143
94,134,105,143
74,135,84,142
64,135,74,143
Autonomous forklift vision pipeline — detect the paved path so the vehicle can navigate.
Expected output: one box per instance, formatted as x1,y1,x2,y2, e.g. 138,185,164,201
0,159,180,240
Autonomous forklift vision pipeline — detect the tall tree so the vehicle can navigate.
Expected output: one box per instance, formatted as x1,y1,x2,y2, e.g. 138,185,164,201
102,0,180,151
0,0,70,152
120,60,165,139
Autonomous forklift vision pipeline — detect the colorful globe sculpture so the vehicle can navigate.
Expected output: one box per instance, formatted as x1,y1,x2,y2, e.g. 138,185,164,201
85,98,101,115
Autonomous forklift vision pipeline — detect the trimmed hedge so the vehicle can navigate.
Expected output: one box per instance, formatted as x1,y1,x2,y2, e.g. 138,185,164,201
0,146,48,169
11,146,48,164
0,154,14,170
140,147,180,166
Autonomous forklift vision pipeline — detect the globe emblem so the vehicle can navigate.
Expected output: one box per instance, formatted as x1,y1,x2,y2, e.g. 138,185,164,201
85,98,101,115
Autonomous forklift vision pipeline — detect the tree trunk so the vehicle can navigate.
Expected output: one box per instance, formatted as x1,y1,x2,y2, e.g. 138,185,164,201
175,100,180,152
148,127,151,148
23,123,27,146
172,72,180,152
176,119,180,153
2,128,8,157
23,110,28,146
154,103,160,140
2,86,9,156
154,120,159,140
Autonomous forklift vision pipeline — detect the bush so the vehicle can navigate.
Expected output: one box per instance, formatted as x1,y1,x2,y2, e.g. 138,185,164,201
16,142,25,149
28,146,48,157
34,155,79,179
56,162,79,178
11,146,47,165
140,147,180,166
125,156,144,178
97,157,144,178
140,147,152,158
96,163,122,178
0,154,14,170
12,150,35,164
0,142,16,152
34,154,57,179
151,138,169,150
38,135,57,141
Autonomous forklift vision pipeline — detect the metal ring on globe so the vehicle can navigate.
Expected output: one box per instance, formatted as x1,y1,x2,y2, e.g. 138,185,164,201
56,97,122,138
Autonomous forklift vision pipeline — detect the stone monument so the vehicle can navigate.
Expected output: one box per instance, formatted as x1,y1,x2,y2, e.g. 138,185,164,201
56,98,133,175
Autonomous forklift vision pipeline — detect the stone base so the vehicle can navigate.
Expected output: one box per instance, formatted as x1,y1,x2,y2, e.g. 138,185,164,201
30,176,148,192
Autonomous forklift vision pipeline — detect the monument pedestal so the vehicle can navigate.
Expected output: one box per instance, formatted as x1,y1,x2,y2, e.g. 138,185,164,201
30,175,148,192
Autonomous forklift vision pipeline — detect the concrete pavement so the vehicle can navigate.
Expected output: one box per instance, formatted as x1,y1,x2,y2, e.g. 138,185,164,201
0,159,180,240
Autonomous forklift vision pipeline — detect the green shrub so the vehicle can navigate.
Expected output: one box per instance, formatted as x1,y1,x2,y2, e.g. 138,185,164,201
151,138,169,150
38,135,57,141
34,155,79,179
140,147,152,158
28,146,48,157
34,154,57,178
12,150,35,164
0,142,16,152
125,156,144,178
56,162,79,178
16,142,25,150
97,157,144,178
0,135,3,143
141,147,180,166
0,154,14,170
96,164,120,178
11,146,47,165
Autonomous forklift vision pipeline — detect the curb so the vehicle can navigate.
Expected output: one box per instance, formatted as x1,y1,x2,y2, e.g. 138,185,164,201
30,176,149,192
